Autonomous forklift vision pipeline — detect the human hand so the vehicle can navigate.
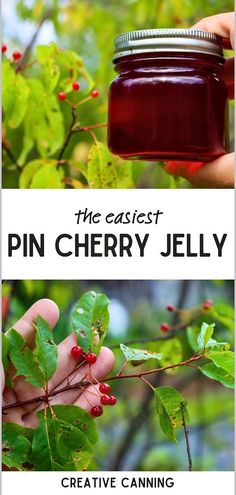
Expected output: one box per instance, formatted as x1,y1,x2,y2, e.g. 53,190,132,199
2,299,115,428
165,12,234,188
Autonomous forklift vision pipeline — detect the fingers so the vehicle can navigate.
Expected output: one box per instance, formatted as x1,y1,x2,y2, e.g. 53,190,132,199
192,12,234,47
8,298,59,346
165,153,234,188
23,347,115,427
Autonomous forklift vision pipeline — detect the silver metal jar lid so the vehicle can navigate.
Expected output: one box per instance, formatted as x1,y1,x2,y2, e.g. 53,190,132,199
113,29,223,61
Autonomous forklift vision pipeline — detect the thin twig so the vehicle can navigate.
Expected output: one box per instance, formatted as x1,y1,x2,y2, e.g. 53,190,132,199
181,401,192,471
58,106,78,160
2,142,21,170
2,354,203,412
16,10,53,70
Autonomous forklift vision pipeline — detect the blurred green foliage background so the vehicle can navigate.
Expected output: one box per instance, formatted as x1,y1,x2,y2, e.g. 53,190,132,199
2,279,234,470
2,0,234,188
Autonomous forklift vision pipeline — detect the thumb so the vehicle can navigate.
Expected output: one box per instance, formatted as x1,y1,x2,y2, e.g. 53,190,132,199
165,153,234,188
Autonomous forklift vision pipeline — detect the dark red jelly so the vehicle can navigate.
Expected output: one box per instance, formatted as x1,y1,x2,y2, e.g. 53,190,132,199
108,29,228,161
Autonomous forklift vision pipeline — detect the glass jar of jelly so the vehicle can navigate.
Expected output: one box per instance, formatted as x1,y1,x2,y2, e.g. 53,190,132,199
108,29,228,161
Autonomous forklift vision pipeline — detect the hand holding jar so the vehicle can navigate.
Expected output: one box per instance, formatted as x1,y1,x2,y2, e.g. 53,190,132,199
165,12,234,188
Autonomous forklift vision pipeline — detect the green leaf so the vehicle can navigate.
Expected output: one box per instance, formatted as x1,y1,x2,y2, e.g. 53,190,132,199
32,406,95,471
7,328,45,387
160,338,182,374
206,350,234,376
200,363,234,389
187,326,199,352
36,44,60,92
120,343,162,364
2,423,34,470
30,164,64,189
51,405,98,444
72,291,110,354
3,61,29,128
154,386,188,442
19,79,64,161
19,159,60,188
197,322,215,352
2,333,10,374
87,142,118,188
34,316,58,382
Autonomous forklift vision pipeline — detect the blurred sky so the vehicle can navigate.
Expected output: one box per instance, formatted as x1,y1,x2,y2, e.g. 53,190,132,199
2,0,57,46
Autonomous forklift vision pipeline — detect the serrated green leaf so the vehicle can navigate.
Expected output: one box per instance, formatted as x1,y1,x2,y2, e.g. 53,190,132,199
197,322,215,352
87,142,118,188
34,316,58,382
72,291,110,353
206,350,234,376
3,61,29,128
186,326,199,352
2,423,34,470
51,405,98,444
32,406,94,471
120,343,162,363
154,386,188,442
200,363,234,389
7,328,45,387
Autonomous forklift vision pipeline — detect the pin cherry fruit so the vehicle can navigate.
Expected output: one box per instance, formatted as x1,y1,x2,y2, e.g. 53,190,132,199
70,345,83,359
2,43,7,53
85,352,97,364
12,50,22,61
160,323,169,332
166,304,175,312
91,89,99,98
99,383,111,394
90,405,103,417
100,395,111,405
72,81,80,91
58,92,67,101
107,395,117,406
203,299,213,310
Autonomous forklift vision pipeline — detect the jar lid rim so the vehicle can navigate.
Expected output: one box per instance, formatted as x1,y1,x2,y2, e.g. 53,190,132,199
115,28,221,44
113,28,223,61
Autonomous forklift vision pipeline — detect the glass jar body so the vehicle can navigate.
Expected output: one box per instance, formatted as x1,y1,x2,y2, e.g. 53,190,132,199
108,53,228,161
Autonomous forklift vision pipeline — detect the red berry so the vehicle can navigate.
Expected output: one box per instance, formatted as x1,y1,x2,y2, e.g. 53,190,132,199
12,51,22,61
99,383,111,394
166,304,175,312
107,395,117,406
2,43,7,53
72,81,80,91
70,345,83,359
90,405,103,417
100,395,111,405
160,323,169,333
203,299,213,310
58,92,67,101
85,352,97,364
91,89,99,98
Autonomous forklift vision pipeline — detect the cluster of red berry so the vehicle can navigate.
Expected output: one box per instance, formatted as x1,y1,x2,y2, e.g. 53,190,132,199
159,300,214,333
2,43,22,61
58,82,99,102
70,345,117,417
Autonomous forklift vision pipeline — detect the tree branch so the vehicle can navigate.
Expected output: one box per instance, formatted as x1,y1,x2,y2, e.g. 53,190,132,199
181,401,192,471
16,9,53,70
2,142,21,170
2,354,203,412
57,106,78,160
